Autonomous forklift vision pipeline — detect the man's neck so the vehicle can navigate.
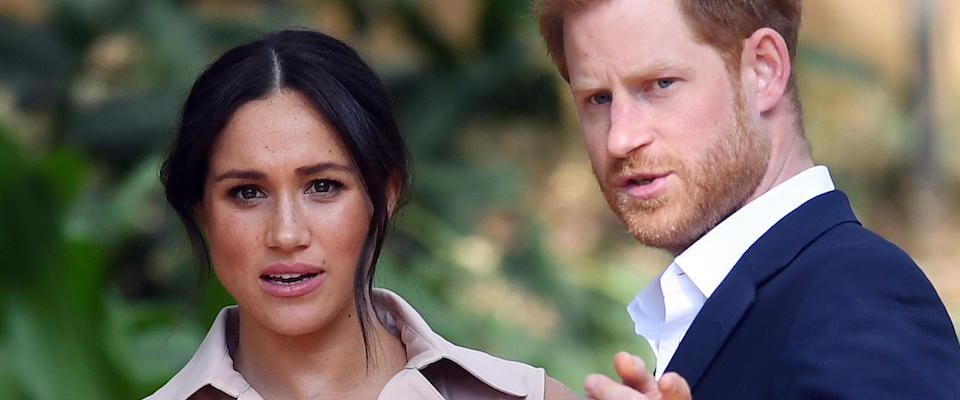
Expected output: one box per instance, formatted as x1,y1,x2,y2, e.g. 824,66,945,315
747,102,815,206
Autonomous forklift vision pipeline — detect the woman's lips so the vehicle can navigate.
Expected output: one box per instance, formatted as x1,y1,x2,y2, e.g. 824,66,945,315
259,262,325,298
617,172,672,200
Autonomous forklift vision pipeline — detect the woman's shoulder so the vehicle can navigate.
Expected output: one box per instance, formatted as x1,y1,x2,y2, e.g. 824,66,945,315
373,288,575,399
144,306,256,400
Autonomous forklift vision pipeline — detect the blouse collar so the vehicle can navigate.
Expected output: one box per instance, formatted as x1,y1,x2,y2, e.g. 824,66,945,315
146,288,529,399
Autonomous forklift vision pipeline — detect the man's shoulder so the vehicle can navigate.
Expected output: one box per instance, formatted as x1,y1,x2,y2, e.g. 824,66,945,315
739,213,942,314
728,219,960,398
796,221,921,278
768,220,947,317
742,195,926,290
806,219,907,255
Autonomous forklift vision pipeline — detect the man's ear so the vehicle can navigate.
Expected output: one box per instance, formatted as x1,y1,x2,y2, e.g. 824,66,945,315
385,172,404,218
742,27,792,113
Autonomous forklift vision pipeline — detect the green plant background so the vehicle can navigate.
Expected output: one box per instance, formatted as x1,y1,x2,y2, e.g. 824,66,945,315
1,0,957,398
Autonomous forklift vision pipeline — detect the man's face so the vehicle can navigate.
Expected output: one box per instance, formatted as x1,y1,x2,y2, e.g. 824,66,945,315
563,0,770,254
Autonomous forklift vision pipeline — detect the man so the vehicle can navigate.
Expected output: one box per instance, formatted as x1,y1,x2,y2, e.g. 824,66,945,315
535,0,960,398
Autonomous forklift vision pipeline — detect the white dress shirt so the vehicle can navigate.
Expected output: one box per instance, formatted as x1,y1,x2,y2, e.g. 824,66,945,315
627,166,836,378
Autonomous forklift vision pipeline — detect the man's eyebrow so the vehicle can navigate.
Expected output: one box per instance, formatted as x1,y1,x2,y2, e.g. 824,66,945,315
570,63,686,92
295,162,353,176
636,64,680,79
213,169,265,182
569,73,603,93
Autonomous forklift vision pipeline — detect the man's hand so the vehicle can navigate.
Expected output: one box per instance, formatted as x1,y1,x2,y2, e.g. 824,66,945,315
583,352,691,400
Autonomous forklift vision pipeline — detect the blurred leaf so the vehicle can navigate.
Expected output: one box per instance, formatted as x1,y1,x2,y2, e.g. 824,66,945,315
797,43,878,84
0,132,62,293
476,0,529,50
0,340,26,399
67,94,177,165
4,2,954,397
38,146,90,207
110,155,164,236
0,17,70,110
102,295,203,397
134,0,212,89
5,298,114,400
391,0,458,69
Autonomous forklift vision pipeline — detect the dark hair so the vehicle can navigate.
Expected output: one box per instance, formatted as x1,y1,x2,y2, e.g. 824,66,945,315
160,29,409,362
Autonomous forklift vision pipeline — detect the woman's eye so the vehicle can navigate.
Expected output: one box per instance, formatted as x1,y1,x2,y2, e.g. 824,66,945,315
307,179,342,194
589,92,612,105
229,185,265,202
655,79,675,89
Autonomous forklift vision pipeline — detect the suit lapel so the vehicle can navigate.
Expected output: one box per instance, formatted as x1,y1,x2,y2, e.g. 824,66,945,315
662,258,756,387
664,190,859,388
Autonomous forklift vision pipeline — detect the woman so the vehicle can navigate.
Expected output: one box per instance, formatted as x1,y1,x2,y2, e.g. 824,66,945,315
147,30,575,399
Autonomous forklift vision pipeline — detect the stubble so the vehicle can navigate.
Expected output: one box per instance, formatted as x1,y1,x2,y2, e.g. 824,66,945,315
601,91,770,254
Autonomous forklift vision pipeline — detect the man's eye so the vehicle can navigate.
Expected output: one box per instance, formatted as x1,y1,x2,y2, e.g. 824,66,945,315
590,92,612,105
307,179,342,194
655,79,675,89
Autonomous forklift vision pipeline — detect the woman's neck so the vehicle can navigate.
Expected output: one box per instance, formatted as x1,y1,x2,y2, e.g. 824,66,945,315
233,304,407,399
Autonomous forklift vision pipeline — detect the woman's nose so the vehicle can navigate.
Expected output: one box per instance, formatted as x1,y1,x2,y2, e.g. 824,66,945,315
265,194,310,252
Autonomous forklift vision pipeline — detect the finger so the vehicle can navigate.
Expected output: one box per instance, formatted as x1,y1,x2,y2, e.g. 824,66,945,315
613,352,657,394
584,373,648,400
658,372,692,400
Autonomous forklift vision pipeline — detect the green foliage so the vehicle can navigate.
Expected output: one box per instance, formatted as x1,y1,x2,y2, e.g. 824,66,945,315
0,1,615,397
3,1,954,399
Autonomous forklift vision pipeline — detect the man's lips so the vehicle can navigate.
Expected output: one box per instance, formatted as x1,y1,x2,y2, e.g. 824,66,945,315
614,172,673,199
615,172,672,188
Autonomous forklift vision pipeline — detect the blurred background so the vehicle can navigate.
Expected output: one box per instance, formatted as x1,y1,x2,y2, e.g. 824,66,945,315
0,0,957,398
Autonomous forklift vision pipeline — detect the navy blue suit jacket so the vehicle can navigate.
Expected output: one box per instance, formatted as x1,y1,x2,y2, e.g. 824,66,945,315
664,190,960,399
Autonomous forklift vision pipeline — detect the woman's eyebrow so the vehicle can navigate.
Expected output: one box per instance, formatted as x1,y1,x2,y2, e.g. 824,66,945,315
295,162,353,176
213,169,264,182
212,163,352,182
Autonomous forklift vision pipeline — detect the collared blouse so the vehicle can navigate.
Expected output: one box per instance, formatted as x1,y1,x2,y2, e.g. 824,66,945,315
146,288,546,399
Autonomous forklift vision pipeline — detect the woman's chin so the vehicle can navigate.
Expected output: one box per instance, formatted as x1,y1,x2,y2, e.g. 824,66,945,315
244,303,332,337
269,322,320,337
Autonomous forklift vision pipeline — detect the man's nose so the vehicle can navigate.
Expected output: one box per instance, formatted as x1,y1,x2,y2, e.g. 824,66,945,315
265,195,310,252
606,96,654,158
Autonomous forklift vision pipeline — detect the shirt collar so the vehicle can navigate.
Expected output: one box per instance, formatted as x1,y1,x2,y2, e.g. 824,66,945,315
148,288,529,399
674,165,835,298
373,288,530,397
147,306,257,399
627,267,667,342
627,166,835,335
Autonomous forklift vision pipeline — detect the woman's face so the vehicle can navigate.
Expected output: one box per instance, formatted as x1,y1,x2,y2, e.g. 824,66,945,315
200,89,371,336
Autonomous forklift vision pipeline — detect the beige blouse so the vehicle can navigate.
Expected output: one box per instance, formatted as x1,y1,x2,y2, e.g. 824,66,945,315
145,288,546,399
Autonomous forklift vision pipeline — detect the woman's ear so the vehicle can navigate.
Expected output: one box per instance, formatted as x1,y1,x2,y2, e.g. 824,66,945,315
741,27,792,113
385,172,404,218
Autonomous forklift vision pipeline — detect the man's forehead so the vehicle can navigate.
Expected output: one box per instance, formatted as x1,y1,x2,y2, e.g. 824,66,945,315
561,0,694,50
562,0,713,84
